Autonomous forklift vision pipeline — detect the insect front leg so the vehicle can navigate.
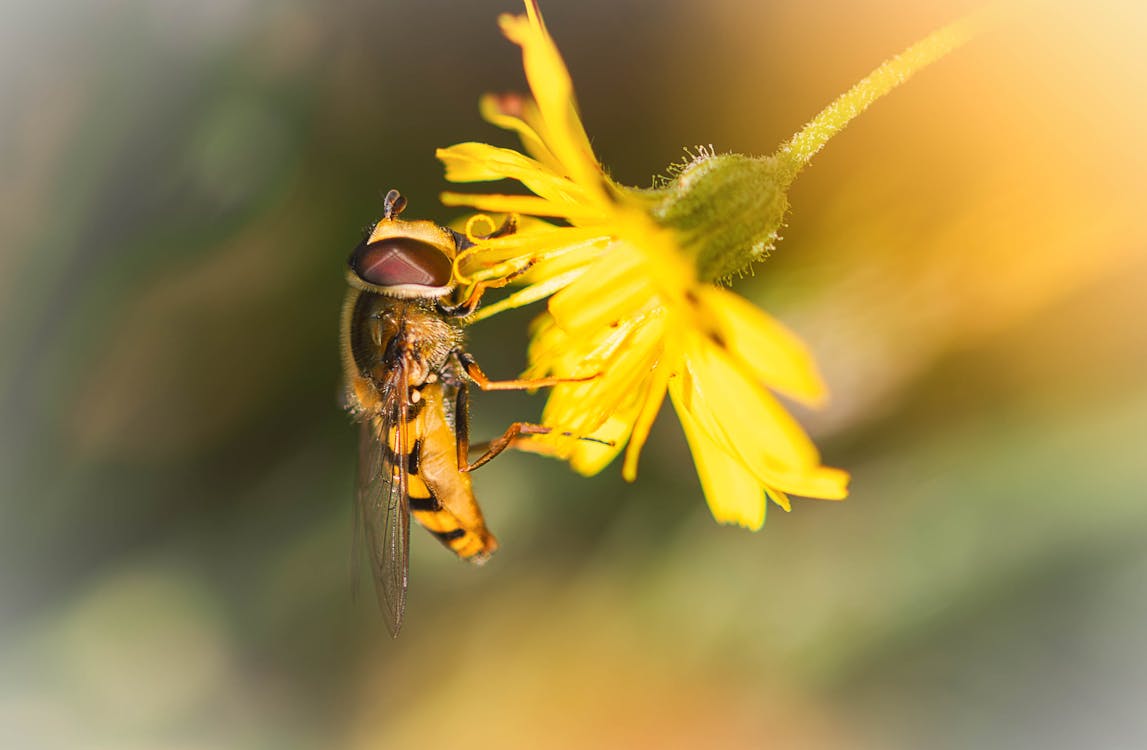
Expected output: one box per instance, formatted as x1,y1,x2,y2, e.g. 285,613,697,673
437,257,535,319
455,351,596,392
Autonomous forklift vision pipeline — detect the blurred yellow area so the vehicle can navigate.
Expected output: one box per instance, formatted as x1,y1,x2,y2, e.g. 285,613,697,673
1,1,1145,748
662,0,1147,430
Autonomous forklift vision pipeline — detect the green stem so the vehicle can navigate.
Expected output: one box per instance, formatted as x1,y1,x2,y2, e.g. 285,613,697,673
773,11,986,185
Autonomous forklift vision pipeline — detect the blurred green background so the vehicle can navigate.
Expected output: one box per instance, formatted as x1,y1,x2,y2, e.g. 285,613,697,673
3,0,1146,748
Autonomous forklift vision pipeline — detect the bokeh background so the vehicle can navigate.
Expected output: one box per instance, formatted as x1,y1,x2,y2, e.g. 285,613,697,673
3,0,1146,747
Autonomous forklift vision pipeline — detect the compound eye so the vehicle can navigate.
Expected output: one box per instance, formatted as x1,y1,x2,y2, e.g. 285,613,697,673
350,236,453,288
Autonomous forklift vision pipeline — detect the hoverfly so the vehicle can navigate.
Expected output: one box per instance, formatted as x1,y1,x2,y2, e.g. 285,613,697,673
341,190,569,636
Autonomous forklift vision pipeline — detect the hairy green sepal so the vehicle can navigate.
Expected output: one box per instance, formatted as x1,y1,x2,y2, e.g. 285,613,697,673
652,153,793,283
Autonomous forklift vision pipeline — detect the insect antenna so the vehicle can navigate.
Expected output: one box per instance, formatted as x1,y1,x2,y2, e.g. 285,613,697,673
382,189,408,220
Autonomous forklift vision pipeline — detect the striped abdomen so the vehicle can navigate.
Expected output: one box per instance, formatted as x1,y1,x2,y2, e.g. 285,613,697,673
386,383,497,562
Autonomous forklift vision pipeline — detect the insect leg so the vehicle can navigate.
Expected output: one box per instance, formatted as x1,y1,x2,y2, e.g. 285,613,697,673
462,422,553,472
449,351,609,471
454,382,471,470
452,381,563,470
456,351,595,391
438,258,536,319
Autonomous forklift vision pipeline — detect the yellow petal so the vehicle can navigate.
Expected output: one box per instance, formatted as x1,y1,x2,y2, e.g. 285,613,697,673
758,463,850,501
669,369,848,504
453,223,607,286
524,311,576,377
499,5,602,194
466,267,587,323
766,488,792,512
620,349,673,482
440,191,599,220
520,234,611,280
612,210,697,302
529,306,673,482
455,223,605,273
534,310,665,437
479,93,563,173
546,335,662,436
679,331,821,471
437,142,540,182
547,247,656,338
567,401,639,475
436,142,590,210
674,393,767,530
698,285,828,406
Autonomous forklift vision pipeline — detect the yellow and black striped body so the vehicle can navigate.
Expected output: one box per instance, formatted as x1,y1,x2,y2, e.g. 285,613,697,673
341,192,511,634
343,286,497,563
374,382,497,561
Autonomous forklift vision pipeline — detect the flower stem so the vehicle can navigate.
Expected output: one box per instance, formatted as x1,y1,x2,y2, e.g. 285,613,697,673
773,11,987,185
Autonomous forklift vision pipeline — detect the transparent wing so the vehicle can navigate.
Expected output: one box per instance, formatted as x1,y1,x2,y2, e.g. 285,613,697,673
356,370,411,637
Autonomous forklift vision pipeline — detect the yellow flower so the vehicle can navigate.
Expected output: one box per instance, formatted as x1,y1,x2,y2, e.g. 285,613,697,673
437,0,980,529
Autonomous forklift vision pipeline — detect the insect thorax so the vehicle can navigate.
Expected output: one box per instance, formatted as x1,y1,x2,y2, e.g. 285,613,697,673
349,292,464,390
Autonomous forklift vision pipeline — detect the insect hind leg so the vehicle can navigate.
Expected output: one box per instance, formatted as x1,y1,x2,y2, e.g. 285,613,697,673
463,424,614,472
462,422,552,472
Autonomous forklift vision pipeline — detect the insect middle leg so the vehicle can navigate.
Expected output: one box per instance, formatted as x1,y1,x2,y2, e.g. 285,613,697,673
449,349,604,472
452,380,553,472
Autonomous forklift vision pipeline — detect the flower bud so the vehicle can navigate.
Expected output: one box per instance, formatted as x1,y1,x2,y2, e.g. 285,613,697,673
652,153,793,283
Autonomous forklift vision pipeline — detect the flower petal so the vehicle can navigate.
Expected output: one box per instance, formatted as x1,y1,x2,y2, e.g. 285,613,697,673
441,191,601,220
758,463,850,501
679,330,820,472
437,142,541,183
479,93,563,174
612,210,697,303
533,311,665,438
467,268,586,323
452,222,605,288
567,400,639,475
455,223,606,274
698,285,828,406
620,348,673,482
498,5,603,194
674,390,767,530
437,142,590,210
766,488,792,512
546,245,658,338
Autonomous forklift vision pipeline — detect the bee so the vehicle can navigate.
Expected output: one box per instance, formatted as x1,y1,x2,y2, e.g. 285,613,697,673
341,190,566,636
